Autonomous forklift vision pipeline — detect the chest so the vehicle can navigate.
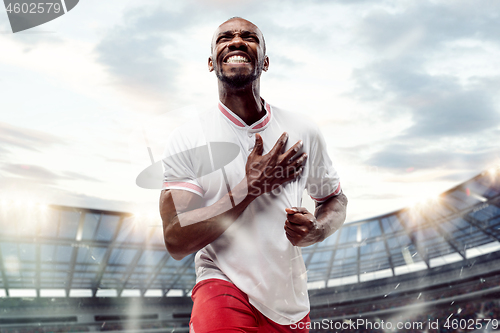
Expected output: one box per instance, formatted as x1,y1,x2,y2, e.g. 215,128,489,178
191,123,309,206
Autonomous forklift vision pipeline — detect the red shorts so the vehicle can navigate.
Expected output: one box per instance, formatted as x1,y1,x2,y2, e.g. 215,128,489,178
189,279,310,333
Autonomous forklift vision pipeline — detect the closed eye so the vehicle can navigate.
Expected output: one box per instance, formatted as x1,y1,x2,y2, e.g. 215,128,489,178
244,36,258,42
217,36,232,43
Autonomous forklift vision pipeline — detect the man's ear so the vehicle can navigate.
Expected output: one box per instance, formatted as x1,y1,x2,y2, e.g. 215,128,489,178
208,56,214,72
263,56,269,72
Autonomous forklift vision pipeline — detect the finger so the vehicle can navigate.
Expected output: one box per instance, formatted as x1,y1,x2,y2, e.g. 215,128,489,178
280,140,303,164
285,230,298,246
291,153,308,167
251,133,264,156
285,224,299,237
269,132,289,157
286,213,310,226
285,221,307,236
285,227,298,241
275,164,304,188
282,166,303,183
283,154,307,178
286,207,309,215
285,221,302,235
286,153,307,173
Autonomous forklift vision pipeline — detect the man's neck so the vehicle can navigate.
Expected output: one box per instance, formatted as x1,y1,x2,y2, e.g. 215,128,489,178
218,81,265,126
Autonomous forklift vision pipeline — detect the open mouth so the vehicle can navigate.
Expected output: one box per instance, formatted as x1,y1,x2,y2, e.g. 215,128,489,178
224,55,250,64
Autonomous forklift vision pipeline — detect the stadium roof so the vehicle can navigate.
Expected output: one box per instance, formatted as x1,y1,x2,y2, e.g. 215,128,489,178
1,167,499,297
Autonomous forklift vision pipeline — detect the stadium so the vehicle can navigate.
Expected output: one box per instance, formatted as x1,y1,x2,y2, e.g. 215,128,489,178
0,168,499,333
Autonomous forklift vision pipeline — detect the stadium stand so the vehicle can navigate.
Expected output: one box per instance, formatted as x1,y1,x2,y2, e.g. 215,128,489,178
0,167,499,332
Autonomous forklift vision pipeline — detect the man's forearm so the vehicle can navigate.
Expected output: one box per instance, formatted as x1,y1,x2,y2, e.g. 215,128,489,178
284,192,348,247
314,192,348,242
161,179,255,260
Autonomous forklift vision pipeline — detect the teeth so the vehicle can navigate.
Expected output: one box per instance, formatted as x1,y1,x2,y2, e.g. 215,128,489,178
226,55,249,63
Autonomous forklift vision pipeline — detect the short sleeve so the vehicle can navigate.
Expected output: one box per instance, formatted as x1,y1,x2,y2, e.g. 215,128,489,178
162,129,204,197
306,129,341,203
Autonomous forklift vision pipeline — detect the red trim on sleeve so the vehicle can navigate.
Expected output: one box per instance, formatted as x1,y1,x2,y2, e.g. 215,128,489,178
163,182,203,196
310,183,342,202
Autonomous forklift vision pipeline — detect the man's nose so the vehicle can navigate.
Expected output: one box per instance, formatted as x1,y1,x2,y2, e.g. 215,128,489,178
228,36,247,50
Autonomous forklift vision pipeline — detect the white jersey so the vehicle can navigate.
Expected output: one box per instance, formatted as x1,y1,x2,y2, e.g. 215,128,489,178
162,100,341,325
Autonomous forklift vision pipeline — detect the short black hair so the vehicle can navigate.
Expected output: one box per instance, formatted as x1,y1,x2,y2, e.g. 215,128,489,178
211,17,266,55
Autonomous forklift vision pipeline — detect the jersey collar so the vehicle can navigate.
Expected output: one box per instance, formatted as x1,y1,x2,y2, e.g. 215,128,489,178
218,99,272,131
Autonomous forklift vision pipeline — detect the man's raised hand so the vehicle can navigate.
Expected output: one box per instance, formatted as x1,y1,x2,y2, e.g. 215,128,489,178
245,132,307,198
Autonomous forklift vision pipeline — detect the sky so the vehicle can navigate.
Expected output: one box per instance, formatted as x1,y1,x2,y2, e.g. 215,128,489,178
1,0,499,223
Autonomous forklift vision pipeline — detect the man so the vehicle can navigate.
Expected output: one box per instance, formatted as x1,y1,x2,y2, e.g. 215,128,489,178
160,17,347,332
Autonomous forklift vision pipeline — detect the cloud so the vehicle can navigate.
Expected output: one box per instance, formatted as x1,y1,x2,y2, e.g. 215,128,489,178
94,2,215,100
62,171,102,183
93,0,337,101
349,57,430,101
0,174,129,212
349,58,500,171
367,143,500,171
0,121,65,154
358,1,500,55
349,1,500,120
95,17,179,99
1,164,63,184
1,164,101,184
105,158,130,165
437,170,483,183
405,89,499,138
0,16,63,47
345,1,500,175
354,193,404,200
351,60,500,138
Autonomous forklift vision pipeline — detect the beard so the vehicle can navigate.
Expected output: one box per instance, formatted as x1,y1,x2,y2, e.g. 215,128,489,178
214,59,265,89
